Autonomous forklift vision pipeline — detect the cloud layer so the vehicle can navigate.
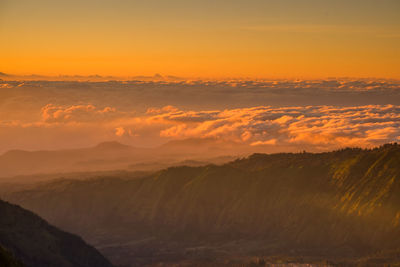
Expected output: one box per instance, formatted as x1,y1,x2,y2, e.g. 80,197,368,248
1,78,400,122
0,78,399,153
1,102,400,153
141,105,400,150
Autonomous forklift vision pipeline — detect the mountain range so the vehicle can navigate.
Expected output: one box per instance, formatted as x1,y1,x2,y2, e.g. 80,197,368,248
3,143,400,266
0,139,246,178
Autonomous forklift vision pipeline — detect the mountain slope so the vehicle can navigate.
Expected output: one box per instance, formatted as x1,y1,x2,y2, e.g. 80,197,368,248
5,144,400,265
0,199,113,267
0,246,24,267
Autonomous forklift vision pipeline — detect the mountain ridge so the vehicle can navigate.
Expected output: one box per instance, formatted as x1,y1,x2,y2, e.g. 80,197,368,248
0,138,244,178
0,199,113,267
4,143,400,265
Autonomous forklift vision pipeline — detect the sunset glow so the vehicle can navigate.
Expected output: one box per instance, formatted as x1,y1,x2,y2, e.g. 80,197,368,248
2,2,400,266
1,0,399,79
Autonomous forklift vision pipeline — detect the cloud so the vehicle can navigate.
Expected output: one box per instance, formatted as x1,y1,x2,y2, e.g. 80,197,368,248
146,105,178,115
146,104,400,150
0,77,400,153
1,78,400,120
251,139,277,146
41,104,119,123
2,102,400,153
115,127,126,137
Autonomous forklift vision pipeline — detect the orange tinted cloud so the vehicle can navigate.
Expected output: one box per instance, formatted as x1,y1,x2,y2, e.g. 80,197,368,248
1,78,399,153
115,127,126,137
41,104,117,123
147,105,400,150
1,103,400,153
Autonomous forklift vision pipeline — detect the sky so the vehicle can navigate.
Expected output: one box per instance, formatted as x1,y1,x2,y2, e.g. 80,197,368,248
1,0,400,79
1,1,400,157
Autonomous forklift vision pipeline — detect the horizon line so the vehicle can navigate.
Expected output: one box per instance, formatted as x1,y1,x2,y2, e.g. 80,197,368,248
1,72,399,82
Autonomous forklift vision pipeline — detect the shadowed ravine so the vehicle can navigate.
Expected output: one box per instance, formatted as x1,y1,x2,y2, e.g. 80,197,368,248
3,144,400,266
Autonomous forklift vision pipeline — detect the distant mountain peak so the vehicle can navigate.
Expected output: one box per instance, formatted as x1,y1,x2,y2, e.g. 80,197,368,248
160,137,242,149
94,141,132,150
161,137,218,147
1,149,29,157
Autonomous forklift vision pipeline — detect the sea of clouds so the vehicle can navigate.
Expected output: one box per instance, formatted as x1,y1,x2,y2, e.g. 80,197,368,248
0,78,399,153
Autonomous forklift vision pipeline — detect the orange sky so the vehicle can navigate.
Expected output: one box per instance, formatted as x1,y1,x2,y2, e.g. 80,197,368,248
1,0,400,79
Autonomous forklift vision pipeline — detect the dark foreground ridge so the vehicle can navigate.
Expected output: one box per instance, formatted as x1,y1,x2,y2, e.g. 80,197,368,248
4,143,400,266
0,245,24,267
0,199,113,267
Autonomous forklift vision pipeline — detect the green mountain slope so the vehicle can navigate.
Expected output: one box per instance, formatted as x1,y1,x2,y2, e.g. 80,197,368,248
0,199,113,267
5,144,400,265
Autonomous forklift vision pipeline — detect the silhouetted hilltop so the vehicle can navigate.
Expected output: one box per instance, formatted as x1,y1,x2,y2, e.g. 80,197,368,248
5,143,400,265
0,199,113,267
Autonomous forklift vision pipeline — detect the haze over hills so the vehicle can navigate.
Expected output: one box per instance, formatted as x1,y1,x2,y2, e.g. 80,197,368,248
0,139,245,178
0,199,113,267
4,143,400,266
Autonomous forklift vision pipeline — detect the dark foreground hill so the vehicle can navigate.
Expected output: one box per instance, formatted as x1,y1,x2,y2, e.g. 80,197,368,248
0,199,113,267
0,245,23,267
4,144,400,266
